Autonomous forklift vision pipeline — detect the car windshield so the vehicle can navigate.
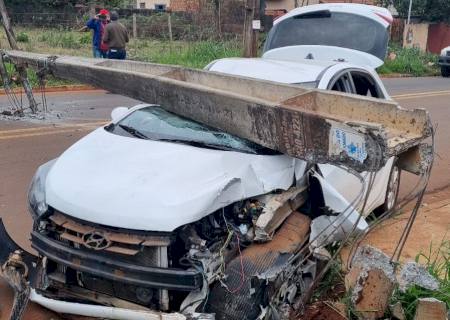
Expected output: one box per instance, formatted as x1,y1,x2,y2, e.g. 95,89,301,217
107,106,279,155
264,11,389,61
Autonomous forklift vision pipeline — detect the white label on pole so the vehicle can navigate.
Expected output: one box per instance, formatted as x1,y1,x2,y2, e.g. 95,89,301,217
252,20,261,30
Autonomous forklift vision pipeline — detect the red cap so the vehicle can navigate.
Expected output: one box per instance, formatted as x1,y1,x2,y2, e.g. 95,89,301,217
99,9,109,16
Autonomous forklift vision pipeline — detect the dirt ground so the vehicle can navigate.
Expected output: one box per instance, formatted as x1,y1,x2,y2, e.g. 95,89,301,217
342,186,450,267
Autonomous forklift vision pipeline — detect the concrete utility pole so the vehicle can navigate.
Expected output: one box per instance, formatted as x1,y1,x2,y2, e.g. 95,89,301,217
5,50,432,173
0,0,38,114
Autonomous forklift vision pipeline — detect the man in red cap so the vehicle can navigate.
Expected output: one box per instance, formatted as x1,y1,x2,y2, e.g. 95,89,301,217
83,9,110,58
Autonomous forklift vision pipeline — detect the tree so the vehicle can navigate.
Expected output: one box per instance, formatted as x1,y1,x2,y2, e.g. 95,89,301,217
382,0,450,22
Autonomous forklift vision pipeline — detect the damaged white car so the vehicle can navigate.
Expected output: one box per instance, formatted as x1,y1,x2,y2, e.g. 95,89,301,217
0,3,400,320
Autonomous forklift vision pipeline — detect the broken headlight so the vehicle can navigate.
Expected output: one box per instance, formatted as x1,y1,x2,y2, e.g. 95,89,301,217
28,159,56,219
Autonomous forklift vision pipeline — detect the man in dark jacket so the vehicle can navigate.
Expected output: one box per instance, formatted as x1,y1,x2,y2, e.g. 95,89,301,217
84,9,110,58
103,11,129,60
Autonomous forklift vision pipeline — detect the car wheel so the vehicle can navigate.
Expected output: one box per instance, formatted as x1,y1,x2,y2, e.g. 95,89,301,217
375,163,401,215
441,66,450,77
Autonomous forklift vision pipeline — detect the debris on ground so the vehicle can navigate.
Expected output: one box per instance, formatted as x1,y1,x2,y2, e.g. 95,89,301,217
300,301,347,320
398,261,440,292
343,245,445,320
390,302,406,320
413,297,447,320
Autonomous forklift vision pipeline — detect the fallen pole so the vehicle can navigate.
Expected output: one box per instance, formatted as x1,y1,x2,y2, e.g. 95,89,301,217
4,50,432,172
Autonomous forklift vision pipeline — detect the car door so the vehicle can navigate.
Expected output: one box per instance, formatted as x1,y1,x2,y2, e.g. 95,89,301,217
318,69,394,215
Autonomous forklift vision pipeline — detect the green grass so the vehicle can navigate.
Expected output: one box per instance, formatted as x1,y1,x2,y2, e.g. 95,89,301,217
0,27,441,92
16,31,29,43
389,240,449,320
0,27,241,89
0,62,73,88
130,39,241,68
378,44,440,76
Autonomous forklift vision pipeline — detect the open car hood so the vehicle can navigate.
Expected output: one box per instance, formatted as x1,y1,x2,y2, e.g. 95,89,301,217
263,45,384,68
45,128,301,232
263,4,392,67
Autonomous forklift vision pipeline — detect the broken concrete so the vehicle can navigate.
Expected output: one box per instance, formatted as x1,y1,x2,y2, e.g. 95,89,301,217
390,302,406,320
414,298,447,320
346,245,396,284
349,268,395,320
345,246,396,320
398,261,440,292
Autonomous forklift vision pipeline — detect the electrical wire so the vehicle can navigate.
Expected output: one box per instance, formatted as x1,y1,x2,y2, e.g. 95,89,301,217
218,209,246,294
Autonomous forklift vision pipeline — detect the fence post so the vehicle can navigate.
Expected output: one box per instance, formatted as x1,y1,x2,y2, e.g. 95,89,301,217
132,13,137,38
243,0,257,58
168,12,173,42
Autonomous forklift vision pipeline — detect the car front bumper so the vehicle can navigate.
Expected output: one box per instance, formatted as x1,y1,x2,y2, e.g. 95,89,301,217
438,55,450,66
0,218,211,320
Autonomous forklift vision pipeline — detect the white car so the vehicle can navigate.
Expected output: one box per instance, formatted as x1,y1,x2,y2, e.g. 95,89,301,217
207,3,399,217
1,4,400,320
438,45,450,77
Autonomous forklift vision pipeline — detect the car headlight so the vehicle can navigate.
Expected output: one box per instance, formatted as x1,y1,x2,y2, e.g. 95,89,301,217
28,159,56,219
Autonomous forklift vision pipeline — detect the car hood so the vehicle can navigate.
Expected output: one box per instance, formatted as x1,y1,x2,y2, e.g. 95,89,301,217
263,45,384,69
207,57,333,84
45,128,302,232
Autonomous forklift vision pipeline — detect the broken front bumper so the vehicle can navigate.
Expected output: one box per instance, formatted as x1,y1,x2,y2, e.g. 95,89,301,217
0,218,206,320
31,231,202,291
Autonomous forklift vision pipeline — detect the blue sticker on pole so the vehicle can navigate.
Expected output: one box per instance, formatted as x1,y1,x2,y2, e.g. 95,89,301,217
329,124,367,163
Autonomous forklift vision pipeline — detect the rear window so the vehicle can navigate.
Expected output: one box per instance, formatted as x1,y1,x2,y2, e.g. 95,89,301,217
264,11,389,61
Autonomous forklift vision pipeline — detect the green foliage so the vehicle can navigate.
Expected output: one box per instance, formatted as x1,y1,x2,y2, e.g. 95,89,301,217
38,30,82,49
132,40,241,68
381,0,450,22
79,34,92,45
377,44,439,76
389,240,449,320
312,259,344,301
16,32,29,43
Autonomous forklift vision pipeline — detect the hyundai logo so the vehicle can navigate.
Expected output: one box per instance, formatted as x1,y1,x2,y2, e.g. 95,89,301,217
82,231,111,250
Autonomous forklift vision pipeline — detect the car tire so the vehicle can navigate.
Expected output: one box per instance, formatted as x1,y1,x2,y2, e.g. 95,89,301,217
441,66,450,77
375,163,401,216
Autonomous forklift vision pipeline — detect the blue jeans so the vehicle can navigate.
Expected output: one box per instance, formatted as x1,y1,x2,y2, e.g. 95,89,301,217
93,47,107,58
108,48,126,60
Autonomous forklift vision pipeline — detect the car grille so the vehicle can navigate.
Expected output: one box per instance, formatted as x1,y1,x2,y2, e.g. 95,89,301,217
47,212,171,265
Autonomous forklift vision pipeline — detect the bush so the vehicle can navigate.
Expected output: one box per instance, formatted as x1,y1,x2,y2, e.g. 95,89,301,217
16,32,29,43
38,31,83,49
378,45,439,76
79,34,91,45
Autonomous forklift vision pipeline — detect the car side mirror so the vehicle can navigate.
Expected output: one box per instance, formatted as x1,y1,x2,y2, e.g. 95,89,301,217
111,107,129,122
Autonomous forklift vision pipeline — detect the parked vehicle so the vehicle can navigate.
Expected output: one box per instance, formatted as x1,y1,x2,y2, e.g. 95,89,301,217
207,3,398,217
438,45,450,77
0,4,401,320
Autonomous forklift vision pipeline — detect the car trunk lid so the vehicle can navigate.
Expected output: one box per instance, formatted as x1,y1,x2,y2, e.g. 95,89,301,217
263,4,392,68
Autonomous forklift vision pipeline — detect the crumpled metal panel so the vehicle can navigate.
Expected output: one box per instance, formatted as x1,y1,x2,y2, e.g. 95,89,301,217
206,212,310,320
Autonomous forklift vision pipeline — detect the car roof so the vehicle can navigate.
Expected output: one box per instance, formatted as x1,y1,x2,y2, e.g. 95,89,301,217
207,57,337,84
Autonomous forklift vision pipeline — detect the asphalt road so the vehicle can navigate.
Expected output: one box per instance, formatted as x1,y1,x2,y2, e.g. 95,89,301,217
0,77,448,318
